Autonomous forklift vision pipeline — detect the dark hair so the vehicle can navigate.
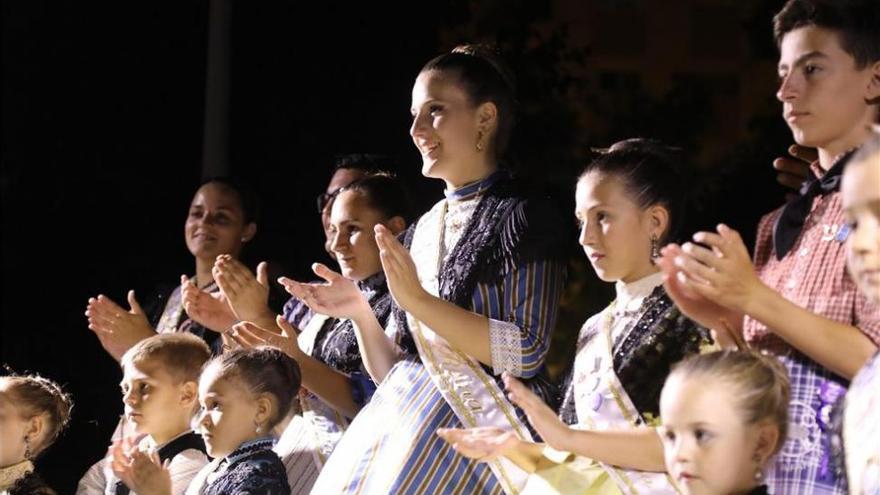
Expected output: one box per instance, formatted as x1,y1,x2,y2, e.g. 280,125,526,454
203,347,301,429
773,0,880,69
666,350,791,455
199,177,261,225
1,374,73,458
332,153,395,175
121,333,211,384
579,138,687,243
421,44,517,156
337,172,414,224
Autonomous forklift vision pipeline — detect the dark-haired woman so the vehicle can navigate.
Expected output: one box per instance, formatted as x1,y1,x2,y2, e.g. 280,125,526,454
286,46,567,494
85,178,259,359
439,139,716,494
213,174,412,482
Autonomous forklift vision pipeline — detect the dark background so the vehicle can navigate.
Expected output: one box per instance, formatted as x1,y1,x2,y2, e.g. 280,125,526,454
2,1,795,491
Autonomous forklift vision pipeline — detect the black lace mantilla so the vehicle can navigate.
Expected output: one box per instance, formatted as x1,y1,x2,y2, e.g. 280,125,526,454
8,471,56,495
393,177,568,341
560,287,712,425
611,286,712,420
204,440,291,495
312,272,396,372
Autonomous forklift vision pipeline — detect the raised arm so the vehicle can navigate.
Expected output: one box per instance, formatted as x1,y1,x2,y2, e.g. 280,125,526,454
279,263,399,383
374,225,564,376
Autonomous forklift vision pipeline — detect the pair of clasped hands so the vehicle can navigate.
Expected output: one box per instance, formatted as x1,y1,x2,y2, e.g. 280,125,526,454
86,224,427,361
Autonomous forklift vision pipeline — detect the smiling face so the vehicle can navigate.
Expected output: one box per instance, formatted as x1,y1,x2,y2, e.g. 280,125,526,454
842,151,880,304
321,167,369,256
329,190,386,282
409,69,494,187
575,172,662,283
184,182,255,263
120,358,195,444
196,367,263,459
659,376,767,495
777,26,880,159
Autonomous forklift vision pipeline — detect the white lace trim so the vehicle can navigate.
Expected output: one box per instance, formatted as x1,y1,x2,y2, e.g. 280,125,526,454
441,198,479,263
489,318,523,376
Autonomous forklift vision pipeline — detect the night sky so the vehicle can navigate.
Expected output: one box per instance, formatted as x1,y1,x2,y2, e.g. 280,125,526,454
2,1,796,491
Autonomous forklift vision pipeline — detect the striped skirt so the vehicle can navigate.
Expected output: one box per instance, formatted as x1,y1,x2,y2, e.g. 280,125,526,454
310,357,503,494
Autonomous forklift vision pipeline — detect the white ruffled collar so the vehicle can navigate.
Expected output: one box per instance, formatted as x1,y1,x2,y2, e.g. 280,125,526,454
613,271,664,316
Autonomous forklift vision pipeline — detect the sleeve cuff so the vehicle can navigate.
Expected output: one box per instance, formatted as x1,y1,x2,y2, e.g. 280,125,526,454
488,318,523,376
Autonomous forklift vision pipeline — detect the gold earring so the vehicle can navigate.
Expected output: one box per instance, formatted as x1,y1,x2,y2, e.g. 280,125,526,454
476,131,484,152
23,435,32,460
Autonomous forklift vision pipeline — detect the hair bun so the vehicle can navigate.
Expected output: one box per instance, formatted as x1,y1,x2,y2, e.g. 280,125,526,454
592,138,683,158
451,43,517,94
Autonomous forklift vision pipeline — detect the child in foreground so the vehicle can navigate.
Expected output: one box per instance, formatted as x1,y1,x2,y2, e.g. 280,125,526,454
118,347,297,495
0,373,73,495
659,350,790,495
79,333,211,495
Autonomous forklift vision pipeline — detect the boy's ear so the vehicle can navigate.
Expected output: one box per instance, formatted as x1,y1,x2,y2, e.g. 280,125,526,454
179,381,198,407
866,60,880,105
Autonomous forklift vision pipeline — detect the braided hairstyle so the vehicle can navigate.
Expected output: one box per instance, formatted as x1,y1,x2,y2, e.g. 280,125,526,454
202,347,301,429
0,374,74,458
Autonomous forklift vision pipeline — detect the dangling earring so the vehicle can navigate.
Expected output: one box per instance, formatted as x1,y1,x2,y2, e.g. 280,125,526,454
23,435,32,460
752,452,764,482
476,131,485,152
254,420,262,435
650,234,660,263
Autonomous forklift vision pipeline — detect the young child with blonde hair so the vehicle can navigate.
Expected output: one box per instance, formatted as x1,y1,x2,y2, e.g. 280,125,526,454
659,350,790,495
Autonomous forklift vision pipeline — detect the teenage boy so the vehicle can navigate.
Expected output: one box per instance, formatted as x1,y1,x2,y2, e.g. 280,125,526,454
658,1,880,493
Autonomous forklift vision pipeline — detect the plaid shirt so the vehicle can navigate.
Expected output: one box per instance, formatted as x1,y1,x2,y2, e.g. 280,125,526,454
745,164,880,495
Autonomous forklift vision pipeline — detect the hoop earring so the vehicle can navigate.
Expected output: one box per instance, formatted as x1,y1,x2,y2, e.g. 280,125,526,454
476,131,485,152
650,234,660,263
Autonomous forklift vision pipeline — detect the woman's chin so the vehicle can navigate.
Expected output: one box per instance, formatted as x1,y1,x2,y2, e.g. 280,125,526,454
421,157,443,178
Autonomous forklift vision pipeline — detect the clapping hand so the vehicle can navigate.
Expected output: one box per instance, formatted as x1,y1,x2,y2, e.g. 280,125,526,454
109,436,171,495
374,224,430,313
181,274,238,334
278,263,371,321
86,290,154,360
213,256,273,325
502,373,571,452
227,315,304,360
436,426,519,462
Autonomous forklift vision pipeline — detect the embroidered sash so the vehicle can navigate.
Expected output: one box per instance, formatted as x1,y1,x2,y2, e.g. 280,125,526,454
407,199,533,495
572,304,681,495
